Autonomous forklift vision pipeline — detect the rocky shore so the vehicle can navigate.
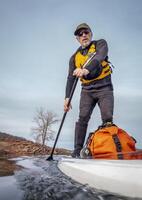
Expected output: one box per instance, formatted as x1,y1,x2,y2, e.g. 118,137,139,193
0,132,71,158
0,131,71,177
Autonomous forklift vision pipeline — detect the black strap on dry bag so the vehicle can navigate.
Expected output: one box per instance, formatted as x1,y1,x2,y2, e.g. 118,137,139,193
112,134,123,159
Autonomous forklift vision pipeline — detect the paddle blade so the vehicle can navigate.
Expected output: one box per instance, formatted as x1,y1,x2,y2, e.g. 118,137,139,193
46,155,53,161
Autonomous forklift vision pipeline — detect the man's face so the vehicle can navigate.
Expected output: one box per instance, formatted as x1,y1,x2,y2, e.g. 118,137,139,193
76,29,92,48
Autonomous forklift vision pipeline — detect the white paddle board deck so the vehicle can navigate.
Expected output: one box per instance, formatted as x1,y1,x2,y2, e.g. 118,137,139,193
58,157,142,198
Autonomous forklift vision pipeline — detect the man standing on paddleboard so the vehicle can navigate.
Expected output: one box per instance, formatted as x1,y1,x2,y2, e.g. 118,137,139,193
64,23,114,158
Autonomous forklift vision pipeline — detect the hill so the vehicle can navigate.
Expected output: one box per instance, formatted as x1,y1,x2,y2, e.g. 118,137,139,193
0,131,71,158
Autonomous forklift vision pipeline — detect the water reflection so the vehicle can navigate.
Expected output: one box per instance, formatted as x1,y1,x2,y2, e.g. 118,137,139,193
0,158,23,176
0,175,24,200
0,158,24,200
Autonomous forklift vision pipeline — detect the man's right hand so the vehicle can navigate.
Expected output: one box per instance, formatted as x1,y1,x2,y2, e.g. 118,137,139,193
64,98,72,112
73,68,89,77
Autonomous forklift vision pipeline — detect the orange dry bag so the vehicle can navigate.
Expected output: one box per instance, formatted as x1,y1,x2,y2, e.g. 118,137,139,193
80,125,136,159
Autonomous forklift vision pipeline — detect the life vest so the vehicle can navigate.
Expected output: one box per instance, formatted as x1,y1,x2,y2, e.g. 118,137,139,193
75,43,112,84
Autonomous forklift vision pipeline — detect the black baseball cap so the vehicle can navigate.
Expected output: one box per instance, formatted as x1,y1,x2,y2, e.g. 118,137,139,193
74,23,92,36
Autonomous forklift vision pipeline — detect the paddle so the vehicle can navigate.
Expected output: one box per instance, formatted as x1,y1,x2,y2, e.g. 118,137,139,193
46,52,96,161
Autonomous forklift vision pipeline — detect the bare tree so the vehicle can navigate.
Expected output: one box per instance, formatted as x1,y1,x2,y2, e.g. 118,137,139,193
31,107,59,146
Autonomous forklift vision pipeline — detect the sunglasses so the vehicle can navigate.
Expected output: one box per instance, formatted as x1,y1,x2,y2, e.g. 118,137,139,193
77,30,90,37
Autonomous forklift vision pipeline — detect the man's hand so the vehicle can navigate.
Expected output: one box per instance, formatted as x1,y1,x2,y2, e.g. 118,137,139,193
64,98,72,112
73,68,89,77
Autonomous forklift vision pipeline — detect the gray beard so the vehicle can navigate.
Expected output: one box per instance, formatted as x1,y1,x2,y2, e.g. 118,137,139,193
81,41,91,49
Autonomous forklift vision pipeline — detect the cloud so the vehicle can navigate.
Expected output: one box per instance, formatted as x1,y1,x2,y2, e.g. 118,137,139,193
0,0,142,150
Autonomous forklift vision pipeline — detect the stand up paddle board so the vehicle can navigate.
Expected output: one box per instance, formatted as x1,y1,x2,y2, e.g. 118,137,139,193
58,157,142,198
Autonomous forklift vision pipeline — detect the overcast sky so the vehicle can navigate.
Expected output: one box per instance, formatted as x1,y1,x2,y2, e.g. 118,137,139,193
0,0,142,150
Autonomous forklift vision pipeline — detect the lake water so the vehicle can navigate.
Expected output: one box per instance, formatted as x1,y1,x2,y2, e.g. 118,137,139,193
0,156,141,200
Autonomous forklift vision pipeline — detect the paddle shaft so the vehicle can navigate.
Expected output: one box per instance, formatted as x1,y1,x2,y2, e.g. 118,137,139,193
46,52,96,161
46,77,78,160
